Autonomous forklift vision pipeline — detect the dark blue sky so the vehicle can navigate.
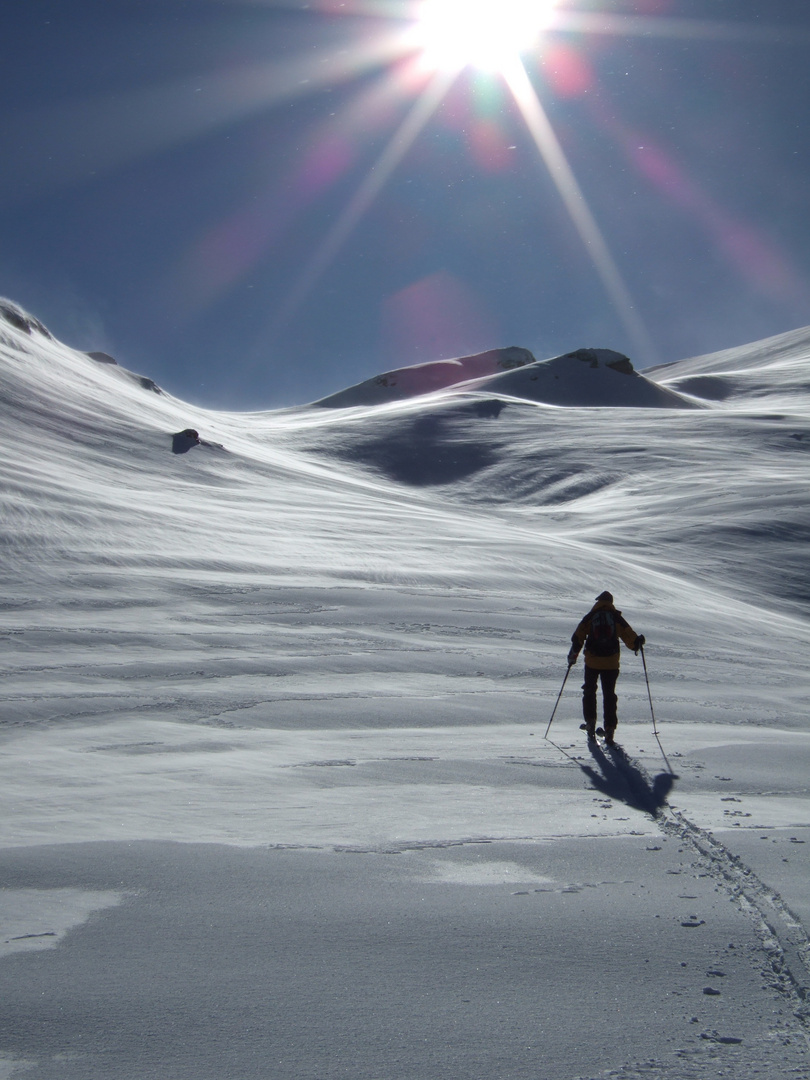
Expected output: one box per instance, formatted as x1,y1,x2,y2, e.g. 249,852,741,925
2,0,810,408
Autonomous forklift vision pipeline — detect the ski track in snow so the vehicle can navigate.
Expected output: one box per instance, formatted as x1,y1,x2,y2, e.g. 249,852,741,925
582,743,810,1078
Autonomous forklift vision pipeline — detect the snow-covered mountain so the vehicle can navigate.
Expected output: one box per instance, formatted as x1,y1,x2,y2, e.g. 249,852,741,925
1,299,809,1080
314,345,697,409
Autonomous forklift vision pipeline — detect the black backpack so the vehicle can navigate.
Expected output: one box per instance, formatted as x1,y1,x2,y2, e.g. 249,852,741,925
587,609,619,657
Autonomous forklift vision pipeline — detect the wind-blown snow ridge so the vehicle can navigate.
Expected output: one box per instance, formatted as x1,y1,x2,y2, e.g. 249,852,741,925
649,325,810,404
0,297,53,340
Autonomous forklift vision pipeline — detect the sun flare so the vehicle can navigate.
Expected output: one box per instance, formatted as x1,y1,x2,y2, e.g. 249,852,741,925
415,0,559,72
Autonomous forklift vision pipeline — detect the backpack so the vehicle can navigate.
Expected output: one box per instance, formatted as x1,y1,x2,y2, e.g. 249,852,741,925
587,609,619,657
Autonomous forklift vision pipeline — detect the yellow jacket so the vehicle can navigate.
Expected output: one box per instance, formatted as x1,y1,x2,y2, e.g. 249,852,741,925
570,599,640,671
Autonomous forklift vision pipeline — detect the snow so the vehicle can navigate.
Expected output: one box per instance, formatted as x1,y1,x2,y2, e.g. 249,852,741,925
314,345,536,407
0,302,809,1079
314,345,698,409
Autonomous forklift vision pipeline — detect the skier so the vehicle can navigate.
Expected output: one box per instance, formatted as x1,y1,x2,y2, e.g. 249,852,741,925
567,591,645,745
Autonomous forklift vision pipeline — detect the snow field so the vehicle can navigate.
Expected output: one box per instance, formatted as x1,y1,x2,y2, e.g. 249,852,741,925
0,303,809,1078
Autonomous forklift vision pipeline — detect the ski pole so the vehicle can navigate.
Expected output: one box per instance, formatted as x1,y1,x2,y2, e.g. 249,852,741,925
640,644,675,774
544,664,573,738
640,644,658,735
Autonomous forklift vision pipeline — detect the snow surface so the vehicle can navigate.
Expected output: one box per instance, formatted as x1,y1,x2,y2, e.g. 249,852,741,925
314,346,698,410
1,301,809,1079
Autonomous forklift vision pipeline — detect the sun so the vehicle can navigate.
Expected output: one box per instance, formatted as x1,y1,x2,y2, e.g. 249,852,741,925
414,0,559,72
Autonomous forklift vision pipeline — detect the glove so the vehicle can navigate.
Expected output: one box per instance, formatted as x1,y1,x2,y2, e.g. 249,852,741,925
633,635,646,654
567,648,579,667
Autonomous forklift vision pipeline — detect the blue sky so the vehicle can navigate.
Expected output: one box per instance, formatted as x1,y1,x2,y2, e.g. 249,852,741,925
2,0,810,407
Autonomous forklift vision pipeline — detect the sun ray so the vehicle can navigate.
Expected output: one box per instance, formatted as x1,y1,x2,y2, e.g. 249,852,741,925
501,56,658,364
0,33,412,206
168,63,435,316
552,11,808,45
275,65,459,325
150,2,808,357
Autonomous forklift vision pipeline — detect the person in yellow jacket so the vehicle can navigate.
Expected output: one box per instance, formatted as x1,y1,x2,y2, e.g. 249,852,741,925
567,591,645,745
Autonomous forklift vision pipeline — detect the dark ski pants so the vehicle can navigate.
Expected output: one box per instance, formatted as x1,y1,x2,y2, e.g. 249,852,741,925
582,666,619,732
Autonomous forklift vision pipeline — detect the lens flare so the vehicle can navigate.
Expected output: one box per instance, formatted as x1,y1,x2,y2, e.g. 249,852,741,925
259,2,795,360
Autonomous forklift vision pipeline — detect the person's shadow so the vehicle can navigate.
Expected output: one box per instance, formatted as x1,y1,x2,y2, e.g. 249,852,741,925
580,741,677,816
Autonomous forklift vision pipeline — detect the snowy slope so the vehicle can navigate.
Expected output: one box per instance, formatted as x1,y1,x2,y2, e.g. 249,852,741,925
2,301,808,733
293,337,810,615
1,301,810,1080
313,345,536,406
648,324,810,404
